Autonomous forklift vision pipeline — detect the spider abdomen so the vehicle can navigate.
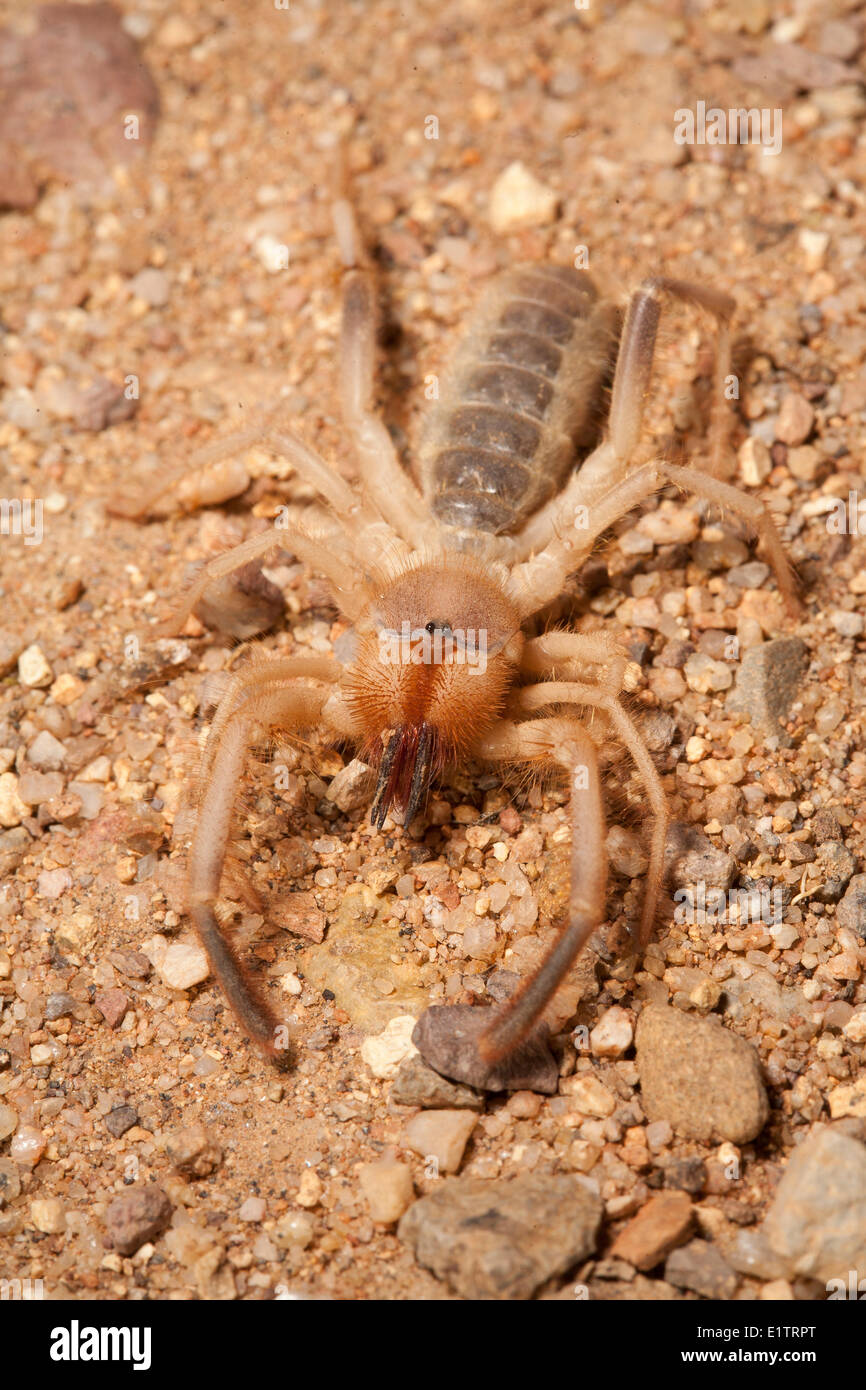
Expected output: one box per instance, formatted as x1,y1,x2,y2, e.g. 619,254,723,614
419,265,620,542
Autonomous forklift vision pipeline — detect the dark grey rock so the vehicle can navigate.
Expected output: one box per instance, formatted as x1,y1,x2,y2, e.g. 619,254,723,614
635,1004,768,1144
663,1157,708,1195
813,840,856,903
45,991,76,1021
413,1005,559,1094
391,1054,484,1111
665,1239,739,1298
398,1173,602,1299
726,637,808,745
104,1105,138,1139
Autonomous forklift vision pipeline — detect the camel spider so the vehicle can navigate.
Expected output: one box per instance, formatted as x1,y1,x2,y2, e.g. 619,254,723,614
151,181,799,1073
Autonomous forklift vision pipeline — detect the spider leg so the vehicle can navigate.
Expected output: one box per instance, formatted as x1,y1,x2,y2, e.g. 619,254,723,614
187,673,334,1067
332,189,435,543
154,507,364,636
513,678,669,950
471,716,607,1062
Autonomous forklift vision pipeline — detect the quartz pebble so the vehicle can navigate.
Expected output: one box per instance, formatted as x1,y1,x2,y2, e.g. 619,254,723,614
18,644,53,688
30,1197,66,1234
360,1015,418,1078
156,941,210,990
358,1156,415,1223
488,161,558,233
403,1109,477,1174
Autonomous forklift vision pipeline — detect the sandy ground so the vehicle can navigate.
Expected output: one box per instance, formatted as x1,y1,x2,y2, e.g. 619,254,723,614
1,0,866,1302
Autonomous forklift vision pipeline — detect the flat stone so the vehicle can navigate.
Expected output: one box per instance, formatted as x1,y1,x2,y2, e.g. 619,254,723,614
610,1191,694,1271
635,1004,768,1143
391,1053,484,1110
94,988,129,1029
664,1239,739,1298
726,638,808,745
413,1005,559,1094
157,941,209,990
764,1127,866,1282
403,1109,478,1174
105,1185,172,1255
398,1173,603,1299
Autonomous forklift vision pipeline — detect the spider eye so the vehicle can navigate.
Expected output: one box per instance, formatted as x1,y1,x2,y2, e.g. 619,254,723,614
425,619,450,635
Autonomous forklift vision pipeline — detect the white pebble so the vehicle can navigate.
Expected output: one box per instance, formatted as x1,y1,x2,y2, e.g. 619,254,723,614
157,942,210,990
590,1005,635,1058
358,1157,414,1223
18,644,53,688
360,1015,418,1079
488,161,558,234
0,772,27,828
403,1109,478,1174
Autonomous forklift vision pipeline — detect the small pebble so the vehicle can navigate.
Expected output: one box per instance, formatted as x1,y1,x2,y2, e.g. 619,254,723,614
590,1006,635,1058
30,1197,66,1234
360,1015,418,1079
157,942,210,990
775,393,814,447
239,1196,266,1222
358,1156,415,1223
296,1169,323,1208
488,161,557,233
403,1109,478,1174
18,644,53,688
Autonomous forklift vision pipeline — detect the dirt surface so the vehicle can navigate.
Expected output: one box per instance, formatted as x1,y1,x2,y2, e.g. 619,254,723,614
1,0,866,1303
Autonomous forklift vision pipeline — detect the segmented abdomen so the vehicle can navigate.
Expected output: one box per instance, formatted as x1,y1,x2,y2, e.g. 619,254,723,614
418,265,619,539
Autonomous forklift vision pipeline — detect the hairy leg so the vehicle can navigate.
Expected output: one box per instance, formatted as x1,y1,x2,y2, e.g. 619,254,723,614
513,679,669,949
200,655,340,779
473,717,607,1062
188,678,330,1067
521,630,629,694
508,455,800,618
609,277,735,479
154,509,364,636
333,192,435,542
